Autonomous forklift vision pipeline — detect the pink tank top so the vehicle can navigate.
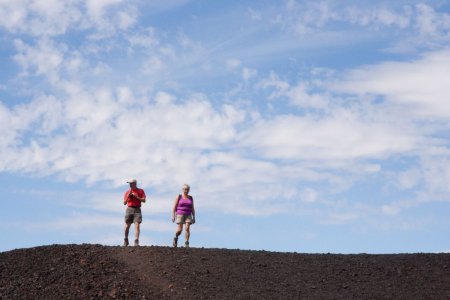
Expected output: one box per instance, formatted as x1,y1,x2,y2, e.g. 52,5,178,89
176,195,193,215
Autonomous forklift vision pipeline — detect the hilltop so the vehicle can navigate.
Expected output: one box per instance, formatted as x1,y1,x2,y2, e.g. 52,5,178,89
1,244,449,299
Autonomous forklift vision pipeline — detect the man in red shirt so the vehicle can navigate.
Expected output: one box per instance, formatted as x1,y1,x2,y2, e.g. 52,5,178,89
123,179,146,246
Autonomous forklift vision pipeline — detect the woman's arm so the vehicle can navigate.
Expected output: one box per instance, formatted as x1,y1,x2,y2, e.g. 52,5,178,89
172,195,180,222
191,196,195,222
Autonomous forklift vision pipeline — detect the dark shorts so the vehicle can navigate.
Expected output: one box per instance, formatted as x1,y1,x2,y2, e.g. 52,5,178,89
125,207,142,224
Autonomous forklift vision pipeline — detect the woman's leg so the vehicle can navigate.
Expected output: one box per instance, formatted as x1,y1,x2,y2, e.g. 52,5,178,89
173,223,183,247
185,223,190,242
176,223,183,238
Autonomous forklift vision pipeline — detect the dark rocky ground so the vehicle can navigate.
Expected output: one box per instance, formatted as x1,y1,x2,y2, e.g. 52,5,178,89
1,244,450,299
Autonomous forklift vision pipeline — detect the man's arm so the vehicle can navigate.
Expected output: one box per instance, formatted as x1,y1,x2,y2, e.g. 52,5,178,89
124,190,144,205
124,191,130,205
133,190,146,203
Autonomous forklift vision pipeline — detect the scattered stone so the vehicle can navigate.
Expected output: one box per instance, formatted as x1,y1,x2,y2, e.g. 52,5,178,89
1,245,449,299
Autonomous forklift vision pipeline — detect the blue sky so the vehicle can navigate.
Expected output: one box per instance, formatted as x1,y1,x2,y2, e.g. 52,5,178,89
1,0,450,253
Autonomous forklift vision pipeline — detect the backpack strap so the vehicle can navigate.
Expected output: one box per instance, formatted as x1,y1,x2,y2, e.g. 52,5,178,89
179,194,193,201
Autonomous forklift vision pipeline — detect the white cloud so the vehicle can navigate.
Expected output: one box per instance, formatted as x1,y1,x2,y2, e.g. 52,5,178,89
0,0,137,37
50,214,120,229
13,38,64,77
127,27,159,50
0,0,81,35
2,0,450,224
257,70,334,110
414,3,450,37
270,2,449,49
300,188,318,203
319,212,359,225
0,103,16,152
3,45,445,218
380,196,425,216
85,0,124,19
286,83,329,109
395,168,422,190
332,49,450,119
280,1,339,36
381,204,401,216
85,0,138,36
421,156,450,195
140,0,193,14
0,95,63,173
1,86,248,187
242,67,257,81
240,112,422,161
248,8,262,21
226,58,241,71
27,213,173,232
0,0,28,32
380,156,450,216
257,71,290,99
65,190,175,216
346,5,411,28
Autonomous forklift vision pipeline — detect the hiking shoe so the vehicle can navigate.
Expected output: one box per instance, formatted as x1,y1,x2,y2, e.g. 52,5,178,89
184,241,189,248
134,239,139,247
173,237,178,248
123,238,129,246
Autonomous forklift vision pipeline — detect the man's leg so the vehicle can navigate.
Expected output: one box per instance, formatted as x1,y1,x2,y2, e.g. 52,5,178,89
124,223,131,246
135,222,140,242
133,208,142,246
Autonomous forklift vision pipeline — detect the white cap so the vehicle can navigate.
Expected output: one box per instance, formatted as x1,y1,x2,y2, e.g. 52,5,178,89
126,179,137,184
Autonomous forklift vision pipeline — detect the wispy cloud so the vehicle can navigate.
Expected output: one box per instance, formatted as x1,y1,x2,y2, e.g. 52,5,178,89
1,0,450,226
0,0,137,37
332,49,450,119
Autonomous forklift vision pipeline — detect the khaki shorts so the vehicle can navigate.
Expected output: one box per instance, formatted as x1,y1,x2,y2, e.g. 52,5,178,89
125,207,142,224
176,214,193,224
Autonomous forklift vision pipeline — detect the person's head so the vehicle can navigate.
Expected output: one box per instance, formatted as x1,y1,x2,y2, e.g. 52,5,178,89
182,184,190,194
127,178,137,189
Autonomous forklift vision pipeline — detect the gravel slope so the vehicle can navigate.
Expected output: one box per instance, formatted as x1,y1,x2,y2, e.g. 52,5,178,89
1,244,450,299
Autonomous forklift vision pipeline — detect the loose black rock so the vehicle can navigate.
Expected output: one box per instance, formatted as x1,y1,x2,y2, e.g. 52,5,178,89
1,244,450,299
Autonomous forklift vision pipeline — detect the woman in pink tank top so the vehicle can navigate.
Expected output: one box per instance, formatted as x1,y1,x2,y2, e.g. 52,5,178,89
172,184,196,248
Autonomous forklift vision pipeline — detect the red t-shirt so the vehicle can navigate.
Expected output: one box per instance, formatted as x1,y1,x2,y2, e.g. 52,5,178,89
124,188,146,207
